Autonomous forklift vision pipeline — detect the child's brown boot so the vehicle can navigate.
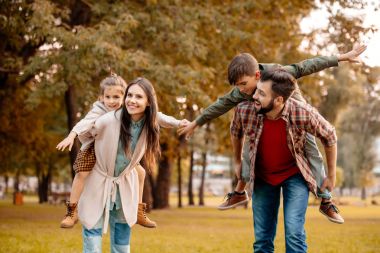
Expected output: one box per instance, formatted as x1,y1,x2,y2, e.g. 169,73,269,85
137,203,157,228
60,201,78,228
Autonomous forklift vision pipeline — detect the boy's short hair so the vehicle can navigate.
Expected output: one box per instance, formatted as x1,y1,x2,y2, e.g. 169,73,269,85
99,73,127,95
227,53,259,85
260,68,296,101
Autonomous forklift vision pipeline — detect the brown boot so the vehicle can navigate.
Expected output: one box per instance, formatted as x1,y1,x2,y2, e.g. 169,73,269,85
60,201,78,228
137,203,157,228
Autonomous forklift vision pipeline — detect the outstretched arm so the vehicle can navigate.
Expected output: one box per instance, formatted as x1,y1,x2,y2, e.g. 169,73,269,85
337,44,367,63
177,88,250,138
157,112,189,129
56,102,107,151
261,44,367,78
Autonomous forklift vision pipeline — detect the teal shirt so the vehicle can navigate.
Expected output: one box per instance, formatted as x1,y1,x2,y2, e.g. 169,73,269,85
110,117,145,210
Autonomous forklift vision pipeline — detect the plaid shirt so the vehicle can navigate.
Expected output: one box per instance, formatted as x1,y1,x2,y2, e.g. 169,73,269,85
230,98,337,195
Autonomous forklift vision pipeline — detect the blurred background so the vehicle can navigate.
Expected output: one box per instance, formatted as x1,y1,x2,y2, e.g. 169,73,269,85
0,0,380,252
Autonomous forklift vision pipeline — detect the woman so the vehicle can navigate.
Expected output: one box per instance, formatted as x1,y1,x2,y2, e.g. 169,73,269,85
78,77,161,253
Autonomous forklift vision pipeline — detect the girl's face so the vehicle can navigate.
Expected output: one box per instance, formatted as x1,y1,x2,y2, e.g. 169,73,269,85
125,84,149,121
101,86,124,111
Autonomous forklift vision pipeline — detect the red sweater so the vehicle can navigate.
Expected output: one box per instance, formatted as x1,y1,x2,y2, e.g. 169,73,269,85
255,118,299,185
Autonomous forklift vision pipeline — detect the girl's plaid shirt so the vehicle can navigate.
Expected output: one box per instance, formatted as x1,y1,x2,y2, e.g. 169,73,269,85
230,98,337,195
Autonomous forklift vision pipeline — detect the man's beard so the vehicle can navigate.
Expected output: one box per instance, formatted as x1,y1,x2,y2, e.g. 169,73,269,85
256,98,274,114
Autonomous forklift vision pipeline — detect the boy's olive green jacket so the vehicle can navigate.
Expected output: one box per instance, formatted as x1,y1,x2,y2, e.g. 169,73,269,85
195,56,338,126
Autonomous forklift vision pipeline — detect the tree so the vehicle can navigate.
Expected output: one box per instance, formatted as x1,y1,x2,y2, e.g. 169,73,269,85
337,73,380,197
1,0,376,208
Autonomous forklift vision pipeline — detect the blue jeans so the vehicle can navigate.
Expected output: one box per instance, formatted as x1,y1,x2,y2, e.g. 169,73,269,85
252,174,309,253
83,208,131,253
242,134,332,199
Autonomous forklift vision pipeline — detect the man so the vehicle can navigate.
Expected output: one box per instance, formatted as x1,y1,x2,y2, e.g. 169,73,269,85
231,69,337,252
178,45,366,223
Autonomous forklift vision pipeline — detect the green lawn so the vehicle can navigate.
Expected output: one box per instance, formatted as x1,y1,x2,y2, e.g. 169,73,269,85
0,197,380,253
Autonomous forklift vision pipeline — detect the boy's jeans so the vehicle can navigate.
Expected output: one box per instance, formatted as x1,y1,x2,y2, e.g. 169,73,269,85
242,133,331,199
83,207,131,253
252,174,309,253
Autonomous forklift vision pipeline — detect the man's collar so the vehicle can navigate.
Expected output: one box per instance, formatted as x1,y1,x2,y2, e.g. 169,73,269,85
280,100,291,121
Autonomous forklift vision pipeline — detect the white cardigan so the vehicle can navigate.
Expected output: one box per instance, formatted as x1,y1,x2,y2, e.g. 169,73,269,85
78,110,148,233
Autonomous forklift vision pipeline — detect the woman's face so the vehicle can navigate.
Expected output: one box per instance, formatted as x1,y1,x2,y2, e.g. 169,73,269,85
125,84,149,121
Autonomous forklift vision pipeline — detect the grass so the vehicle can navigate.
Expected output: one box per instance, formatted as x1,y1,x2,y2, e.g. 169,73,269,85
0,197,380,253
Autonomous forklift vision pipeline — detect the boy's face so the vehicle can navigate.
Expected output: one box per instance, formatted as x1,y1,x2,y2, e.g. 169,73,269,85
101,86,124,111
234,73,260,95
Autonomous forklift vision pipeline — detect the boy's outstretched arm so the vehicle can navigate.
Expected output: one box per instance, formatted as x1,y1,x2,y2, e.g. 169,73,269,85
263,44,367,78
177,88,250,138
337,44,367,63
178,44,366,139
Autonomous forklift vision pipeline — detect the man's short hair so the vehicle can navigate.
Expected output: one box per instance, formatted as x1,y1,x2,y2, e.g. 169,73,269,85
260,68,296,101
227,53,259,85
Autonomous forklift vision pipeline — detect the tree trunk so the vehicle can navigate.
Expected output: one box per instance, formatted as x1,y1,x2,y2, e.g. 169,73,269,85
153,143,172,209
361,187,366,200
177,135,185,208
36,162,52,204
38,173,50,204
199,124,210,206
198,151,207,206
4,174,8,194
188,148,195,206
65,0,92,179
70,0,92,26
177,155,182,208
64,85,80,179
14,169,20,193
142,173,153,212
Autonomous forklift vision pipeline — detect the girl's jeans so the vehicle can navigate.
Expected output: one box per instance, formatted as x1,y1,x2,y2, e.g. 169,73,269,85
83,207,131,253
242,133,331,199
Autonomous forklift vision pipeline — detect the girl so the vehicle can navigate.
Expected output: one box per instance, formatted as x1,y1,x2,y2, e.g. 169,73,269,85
57,75,186,229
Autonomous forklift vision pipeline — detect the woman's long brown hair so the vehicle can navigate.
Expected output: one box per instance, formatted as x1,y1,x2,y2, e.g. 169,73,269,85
119,77,160,172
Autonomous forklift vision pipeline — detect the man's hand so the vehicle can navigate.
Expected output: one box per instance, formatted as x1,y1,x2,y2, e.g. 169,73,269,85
320,175,336,193
56,132,77,151
337,44,367,63
177,120,198,139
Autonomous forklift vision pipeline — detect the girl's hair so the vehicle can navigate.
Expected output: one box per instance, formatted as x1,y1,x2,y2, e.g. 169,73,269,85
99,73,127,95
119,77,160,172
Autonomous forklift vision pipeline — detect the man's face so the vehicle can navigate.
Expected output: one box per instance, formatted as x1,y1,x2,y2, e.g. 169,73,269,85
234,73,259,95
252,80,276,114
